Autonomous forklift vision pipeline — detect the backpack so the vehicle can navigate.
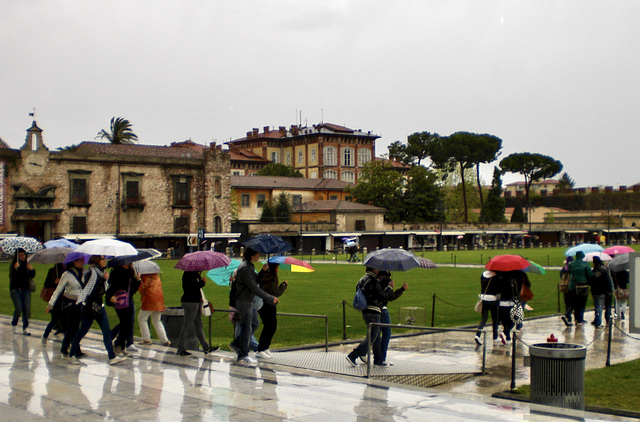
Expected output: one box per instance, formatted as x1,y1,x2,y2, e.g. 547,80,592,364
352,275,371,311
559,271,570,293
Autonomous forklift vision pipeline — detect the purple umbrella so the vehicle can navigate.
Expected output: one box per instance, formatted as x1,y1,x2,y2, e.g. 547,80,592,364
63,251,90,266
174,250,231,272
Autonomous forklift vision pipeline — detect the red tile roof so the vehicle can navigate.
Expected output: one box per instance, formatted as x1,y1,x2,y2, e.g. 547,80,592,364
303,200,385,212
75,141,203,159
230,175,353,190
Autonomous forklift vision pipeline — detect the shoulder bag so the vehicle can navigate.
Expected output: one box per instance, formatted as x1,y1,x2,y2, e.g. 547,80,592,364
201,288,212,317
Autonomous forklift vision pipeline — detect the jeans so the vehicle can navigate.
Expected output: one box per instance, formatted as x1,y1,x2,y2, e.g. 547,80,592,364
476,300,499,339
563,292,573,322
10,289,31,330
43,298,62,338
353,312,383,365
258,304,277,352
177,302,209,354
592,295,605,326
380,308,391,362
572,292,589,323
60,298,82,355
70,304,116,359
235,301,257,359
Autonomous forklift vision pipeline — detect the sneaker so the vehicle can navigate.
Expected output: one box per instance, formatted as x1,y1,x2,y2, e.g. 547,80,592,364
127,344,139,352
60,353,69,358
162,341,171,347
177,350,192,356
22,329,31,336
204,346,220,355
345,352,358,367
109,356,127,365
499,333,507,345
576,322,583,327
596,324,605,329
474,335,482,345
228,343,239,354
238,356,257,365
77,352,88,359
256,350,272,359
561,316,573,327
374,362,389,367
263,349,273,358
358,354,369,364
41,337,47,346
141,340,153,345
69,357,81,365
382,360,394,366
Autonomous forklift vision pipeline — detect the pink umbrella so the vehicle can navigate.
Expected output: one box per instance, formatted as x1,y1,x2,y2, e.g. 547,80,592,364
603,245,635,256
174,250,231,272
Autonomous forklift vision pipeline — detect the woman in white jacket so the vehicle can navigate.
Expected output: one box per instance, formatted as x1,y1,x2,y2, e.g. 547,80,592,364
46,256,86,357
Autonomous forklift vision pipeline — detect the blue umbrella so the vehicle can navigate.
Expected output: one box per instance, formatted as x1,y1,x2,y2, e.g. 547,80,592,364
243,234,293,255
564,243,604,257
44,238,78,249
206,259,243,286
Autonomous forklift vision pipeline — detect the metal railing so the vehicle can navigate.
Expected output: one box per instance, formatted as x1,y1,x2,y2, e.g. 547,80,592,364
364,322,486,378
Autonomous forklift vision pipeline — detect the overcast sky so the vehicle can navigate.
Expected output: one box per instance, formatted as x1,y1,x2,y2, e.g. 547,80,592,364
2,1,639,188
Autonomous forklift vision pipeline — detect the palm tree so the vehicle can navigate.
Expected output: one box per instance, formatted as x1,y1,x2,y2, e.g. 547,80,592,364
96,117,138,144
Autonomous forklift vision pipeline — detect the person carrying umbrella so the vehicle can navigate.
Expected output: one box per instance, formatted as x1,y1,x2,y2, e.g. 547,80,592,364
255,262,288,359
232,246,279,364
137,269,171,346
346,267,396,367
377,270,407,365
589,256,614,328
474,270,500,345
568,250,594,326
106,264,141,356
9,248,35,335
41,262,65,344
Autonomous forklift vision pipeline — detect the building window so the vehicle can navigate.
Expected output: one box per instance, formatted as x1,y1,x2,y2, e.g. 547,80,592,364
330,195,338,200
324,146,337,166
285,151,291,165
232,170,243,176
358,148,372,166
341,171,355,183
172,176,192,207
355,220,366,231
173,216,190,233
214,216,222,233
241,194,250,207
310,171,317,178
271,151,280,163
71,216,87,234
69,171,91,205
342,147,354,167
324,170,337,179
311,148,316,162
214,178,222,197
257,194,266,207
292,195,302,207
122,172,144,208
298,150,304,164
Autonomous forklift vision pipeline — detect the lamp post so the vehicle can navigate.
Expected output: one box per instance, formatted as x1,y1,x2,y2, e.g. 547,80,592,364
299,200,304,254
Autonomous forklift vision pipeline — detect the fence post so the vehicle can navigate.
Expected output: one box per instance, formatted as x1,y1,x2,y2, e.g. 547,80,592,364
342,300,347,340
454,255,456,268
606,320,613,367
510,332,517,390
431,294,436,327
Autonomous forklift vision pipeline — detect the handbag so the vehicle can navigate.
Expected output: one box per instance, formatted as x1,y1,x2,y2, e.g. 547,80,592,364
113,281,131,310
40,286,55,302
510,303,524,326
474,300,483,313
520,284,534,302
614,288,629,301
28,278,36,293
575,284,589,296
559,272,570,293
201,288,212,317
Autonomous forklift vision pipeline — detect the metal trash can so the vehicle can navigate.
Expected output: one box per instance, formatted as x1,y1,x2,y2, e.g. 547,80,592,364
161,306,198,350
529,343,587,410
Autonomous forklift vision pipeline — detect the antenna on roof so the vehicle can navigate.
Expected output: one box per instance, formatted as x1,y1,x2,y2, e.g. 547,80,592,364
321,108,323,123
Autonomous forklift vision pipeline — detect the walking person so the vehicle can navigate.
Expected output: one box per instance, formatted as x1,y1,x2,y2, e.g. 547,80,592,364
497,271,520,345
9,248,35,335
232,247,278,364
612,269,629,320
560,257,574,326
46,256,86,358
41,262,65,345
69,255,126,365
137,272,171,346
589,256,613,328
175,270,218,356
256,262,288,359
106,264,141,356
474,270,500,345
377,270,407,365
569,251,593,326
346,267,395,367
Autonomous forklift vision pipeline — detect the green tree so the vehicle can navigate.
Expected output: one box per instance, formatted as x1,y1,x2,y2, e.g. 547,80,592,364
557,172,575,192
257,163,303,177
480,167,507,223
274,192,292,223
96,117,138,144
260,200,275,223
470,133,502,209
510,200,526,223
500,153,563,225
388,132,441,166
403,166,445,222
347,161,404,222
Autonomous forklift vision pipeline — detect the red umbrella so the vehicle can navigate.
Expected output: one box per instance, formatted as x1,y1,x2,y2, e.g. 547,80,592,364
603,245,635,256
485,254,530,272
174,250,231,272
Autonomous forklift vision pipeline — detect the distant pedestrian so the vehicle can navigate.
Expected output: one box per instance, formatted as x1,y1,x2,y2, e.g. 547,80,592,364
474,270,500,345
560,257,574,326
612,269,629,320
176,271,218,357
589,256,613,328
106,264,141,356
569,251,593,326
9,248,35,336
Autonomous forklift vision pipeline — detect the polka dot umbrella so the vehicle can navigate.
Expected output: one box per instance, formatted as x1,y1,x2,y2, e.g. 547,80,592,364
0,236,43,255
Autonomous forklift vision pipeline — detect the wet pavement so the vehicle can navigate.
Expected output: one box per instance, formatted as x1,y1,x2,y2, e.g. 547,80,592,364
0,311,638,421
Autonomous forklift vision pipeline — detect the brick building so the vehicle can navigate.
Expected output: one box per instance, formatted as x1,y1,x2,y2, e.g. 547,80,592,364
1,121,234,252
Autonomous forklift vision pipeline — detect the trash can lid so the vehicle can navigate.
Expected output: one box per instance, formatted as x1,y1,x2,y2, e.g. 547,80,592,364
529,342,587,359
163,306,185,316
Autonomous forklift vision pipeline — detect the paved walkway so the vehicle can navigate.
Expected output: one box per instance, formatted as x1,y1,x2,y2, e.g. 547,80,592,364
0,312,637,421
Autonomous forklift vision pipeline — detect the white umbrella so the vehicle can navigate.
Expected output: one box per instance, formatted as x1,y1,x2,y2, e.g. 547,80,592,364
134,260,161,275
583,252,612,262
75,238,137,257
0,236,43,255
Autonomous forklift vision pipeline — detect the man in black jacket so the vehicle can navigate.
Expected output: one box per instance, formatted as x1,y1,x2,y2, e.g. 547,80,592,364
346,267,395,367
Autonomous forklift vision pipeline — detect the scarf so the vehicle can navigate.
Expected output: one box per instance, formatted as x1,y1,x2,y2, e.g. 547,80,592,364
76,266,105,305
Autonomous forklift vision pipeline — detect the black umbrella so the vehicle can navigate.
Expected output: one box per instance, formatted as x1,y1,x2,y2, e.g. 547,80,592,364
107,249,159,268
243,234,293,255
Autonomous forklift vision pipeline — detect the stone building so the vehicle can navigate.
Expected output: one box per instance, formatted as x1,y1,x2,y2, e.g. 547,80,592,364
1,121,234,252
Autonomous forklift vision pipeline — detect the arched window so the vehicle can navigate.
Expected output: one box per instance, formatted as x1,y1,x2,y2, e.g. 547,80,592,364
341,171,355,183
324,170,337,179
214,178,222,197
342,147,354,167
358,148,371,166
324,146,337,166
214,216,222,233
